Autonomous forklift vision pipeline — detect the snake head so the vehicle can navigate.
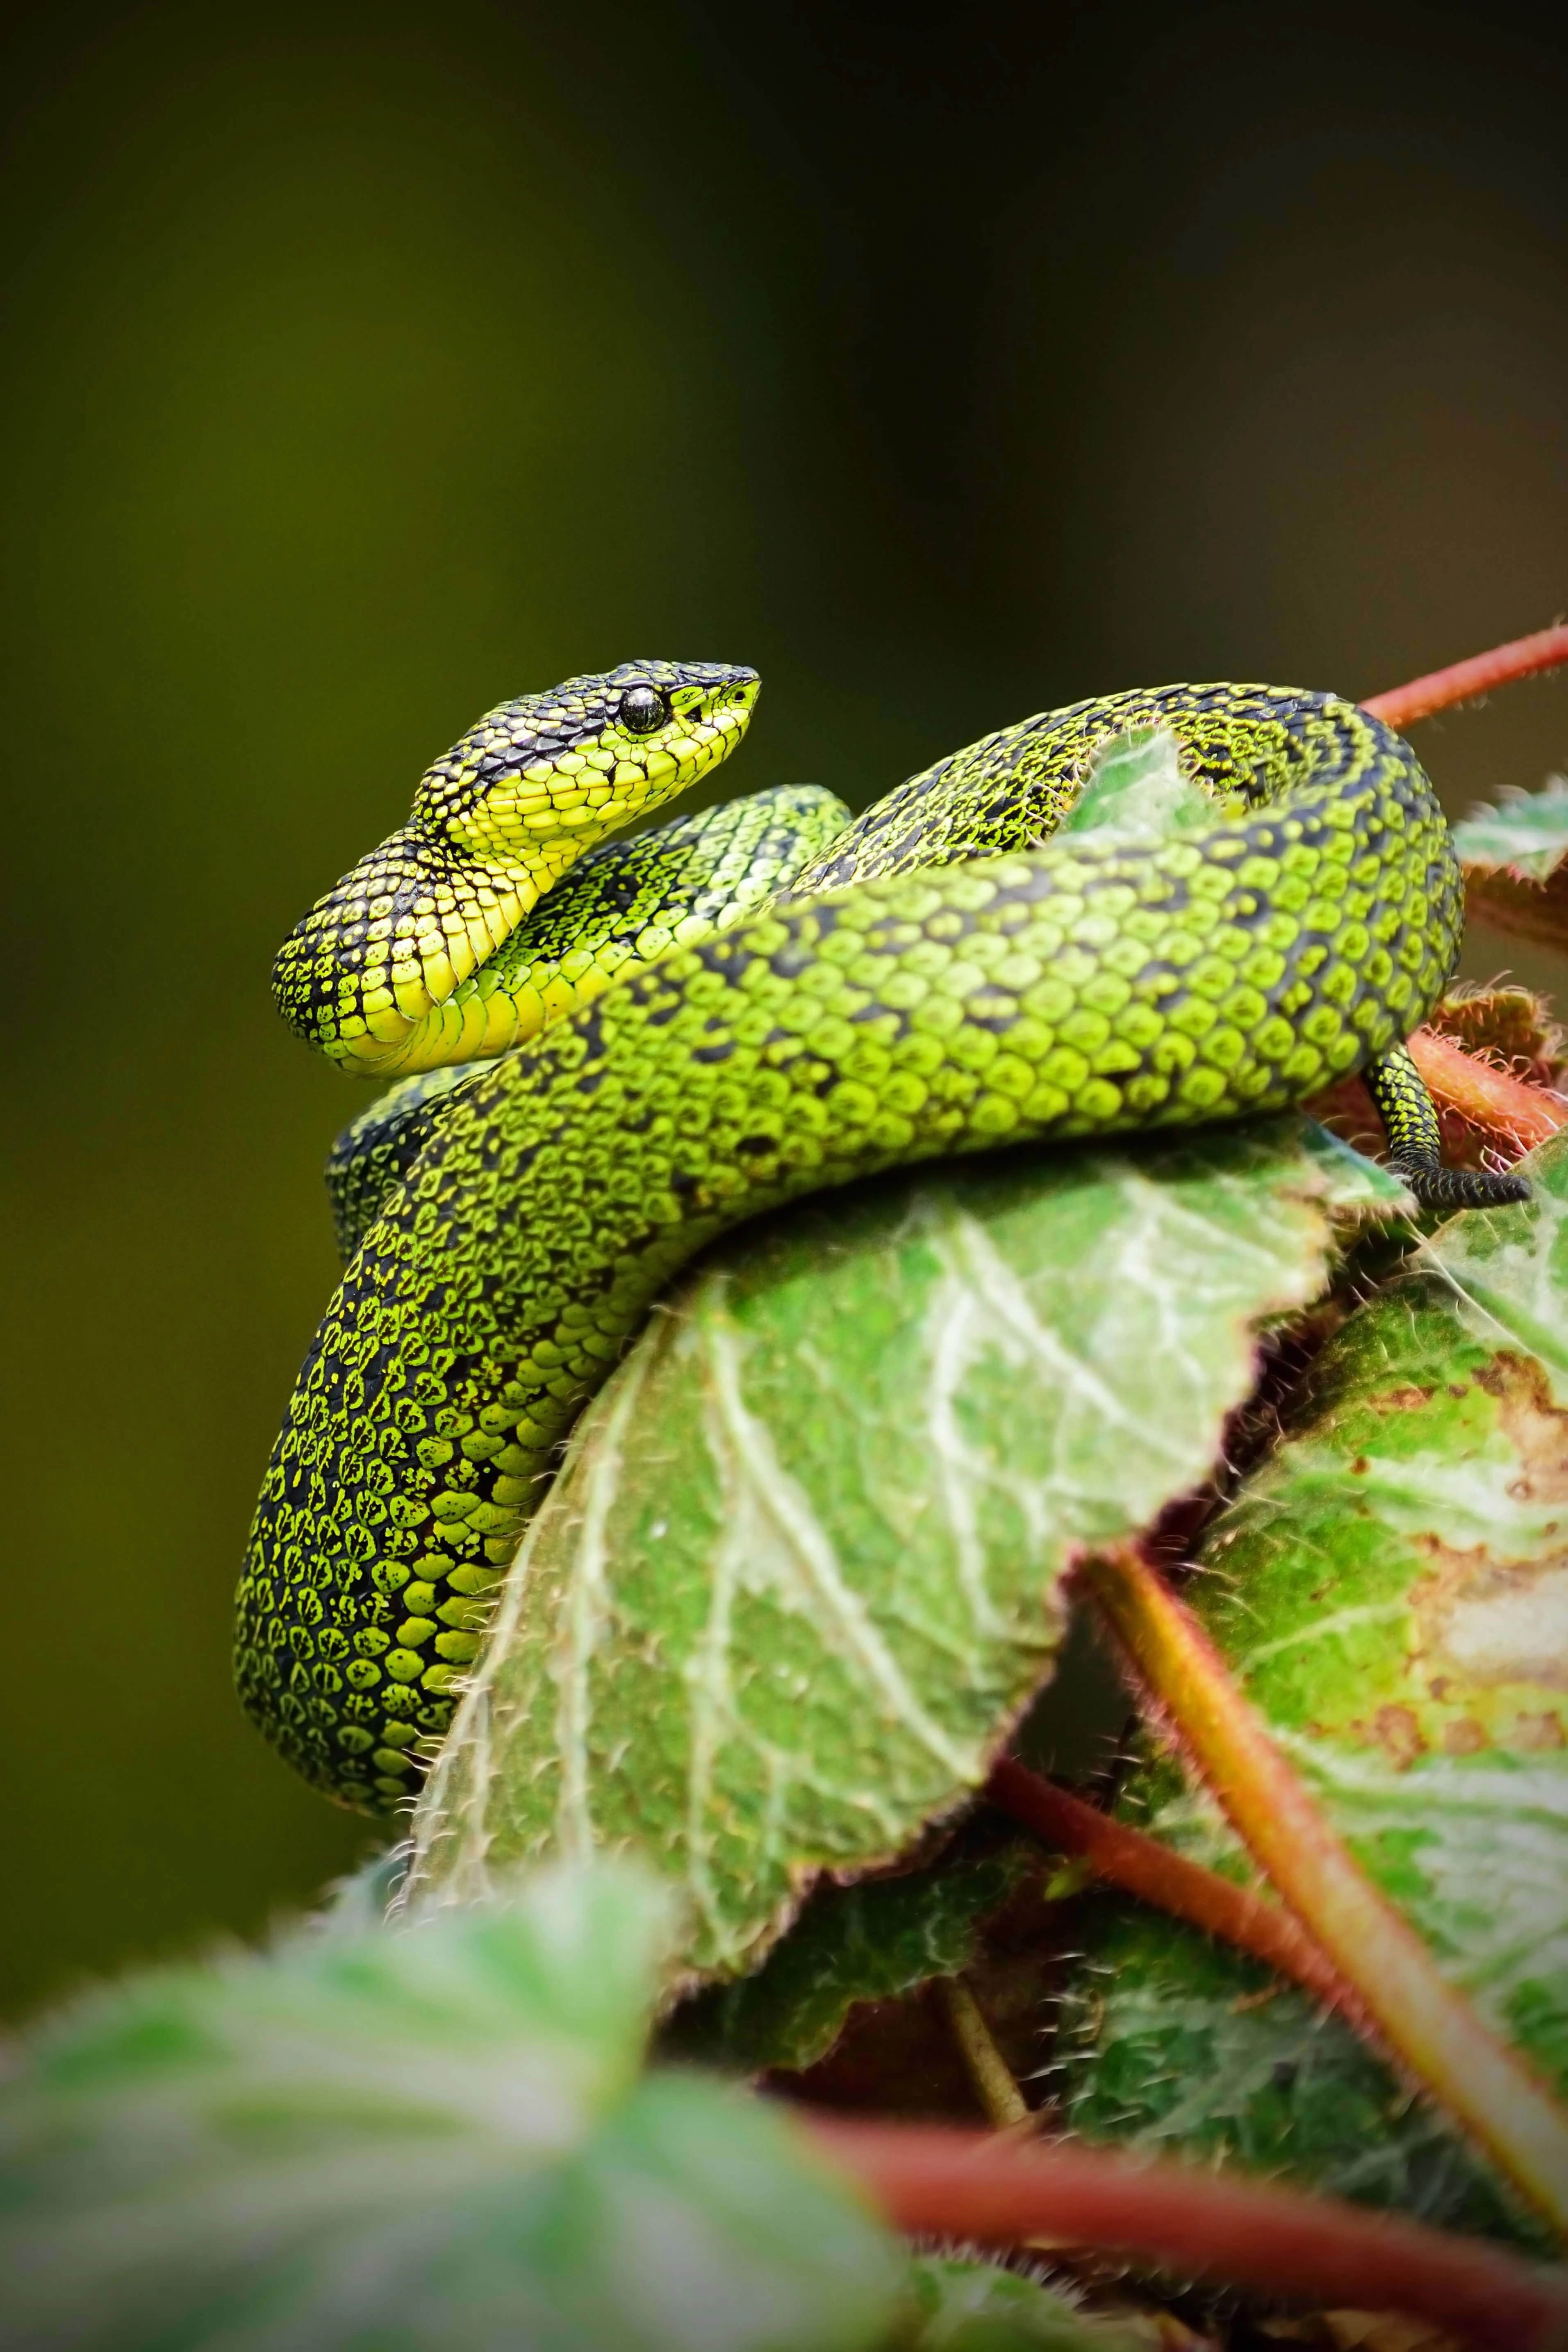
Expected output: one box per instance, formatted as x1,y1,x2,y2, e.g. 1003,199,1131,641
417,659,760,868
273,661,760,1074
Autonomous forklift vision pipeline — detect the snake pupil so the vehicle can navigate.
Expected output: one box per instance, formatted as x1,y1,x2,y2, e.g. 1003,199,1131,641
619,684,667,735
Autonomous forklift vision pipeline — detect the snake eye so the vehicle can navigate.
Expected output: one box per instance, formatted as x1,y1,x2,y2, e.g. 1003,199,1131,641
619,684,667,735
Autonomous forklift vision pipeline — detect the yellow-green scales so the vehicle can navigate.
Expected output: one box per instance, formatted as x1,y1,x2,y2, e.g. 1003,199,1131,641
244,660,1522,1811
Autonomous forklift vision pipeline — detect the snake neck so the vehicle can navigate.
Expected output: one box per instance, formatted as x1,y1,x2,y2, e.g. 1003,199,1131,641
271,825,564,1077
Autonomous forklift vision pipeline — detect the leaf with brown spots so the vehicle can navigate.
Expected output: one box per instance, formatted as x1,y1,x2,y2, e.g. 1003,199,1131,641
1061,1129,1568,2252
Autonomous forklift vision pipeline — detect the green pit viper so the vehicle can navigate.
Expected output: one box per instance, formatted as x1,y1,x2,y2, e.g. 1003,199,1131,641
241,661,1525,1811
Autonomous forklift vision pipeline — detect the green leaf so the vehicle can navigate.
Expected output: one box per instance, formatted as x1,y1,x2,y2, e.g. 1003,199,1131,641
407,1120,1402,1980
1058,727,1231,841
891,2255,1146,2350
1061,1128,1568,2246
1454,778,1568,947
1454,777,1568,881
668,1838,1039,2076
0,1862,905,2352
1059,1894,1552,2252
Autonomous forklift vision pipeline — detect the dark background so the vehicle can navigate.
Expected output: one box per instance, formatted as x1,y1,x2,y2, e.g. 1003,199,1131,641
5,0,1567,2019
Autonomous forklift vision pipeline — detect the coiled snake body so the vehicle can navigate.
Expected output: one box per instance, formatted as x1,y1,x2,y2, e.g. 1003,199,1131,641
243,662,1523,1811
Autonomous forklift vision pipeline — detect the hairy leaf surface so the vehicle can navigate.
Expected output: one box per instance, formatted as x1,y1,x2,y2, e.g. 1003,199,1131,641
668,1839,1039,2076
0,1864,903,2352
1063,1129,1568,2244
1456,777,1568,946
893,2255,1145,2350
407,1123,1400,1979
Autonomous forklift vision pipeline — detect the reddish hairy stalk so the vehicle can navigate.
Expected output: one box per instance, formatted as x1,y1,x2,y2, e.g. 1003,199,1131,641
985,1756,1356,2020
802,2117,1568,2350
1081,1544,1568,2235
1407,1026,1568,1155
1363,622,1568,730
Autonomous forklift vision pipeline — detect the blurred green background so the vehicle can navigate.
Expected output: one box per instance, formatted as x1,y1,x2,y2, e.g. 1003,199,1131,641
4,0,1567,2019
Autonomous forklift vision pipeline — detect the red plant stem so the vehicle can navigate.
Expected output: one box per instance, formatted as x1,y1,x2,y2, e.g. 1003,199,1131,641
1408,1026,1568,1153
985,1757,1356,2021
1363,622,1568,730
802,2116,1568,2351
1081,1544,1568,2235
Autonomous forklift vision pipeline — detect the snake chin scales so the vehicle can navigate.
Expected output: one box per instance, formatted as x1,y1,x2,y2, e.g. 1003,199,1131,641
242,664,1529,1812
